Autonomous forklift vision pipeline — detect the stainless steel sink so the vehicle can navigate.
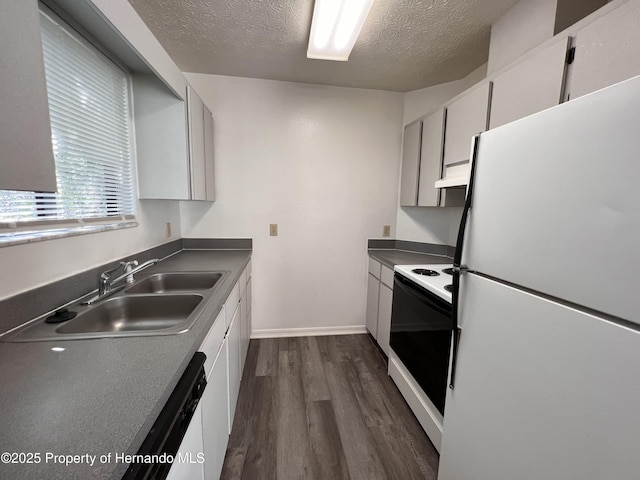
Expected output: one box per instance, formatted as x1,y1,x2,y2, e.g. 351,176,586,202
0,292,212,342
125,272,222,294
0,270,227,342
56,295,203,335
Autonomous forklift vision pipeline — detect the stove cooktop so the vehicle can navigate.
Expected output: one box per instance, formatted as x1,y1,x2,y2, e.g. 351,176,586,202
394,264,454,303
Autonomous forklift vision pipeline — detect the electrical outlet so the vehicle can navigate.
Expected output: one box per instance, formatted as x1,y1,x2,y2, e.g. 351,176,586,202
166,222,172,238
270,224,278,236
383,225,391,237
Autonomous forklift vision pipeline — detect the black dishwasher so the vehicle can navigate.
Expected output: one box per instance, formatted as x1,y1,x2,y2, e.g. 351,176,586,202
122,352,207,480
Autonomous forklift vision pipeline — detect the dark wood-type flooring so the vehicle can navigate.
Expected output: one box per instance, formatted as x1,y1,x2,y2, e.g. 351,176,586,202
220,334,439,480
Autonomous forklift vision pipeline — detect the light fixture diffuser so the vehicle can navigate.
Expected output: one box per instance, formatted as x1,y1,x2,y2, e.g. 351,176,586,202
307,0,374,61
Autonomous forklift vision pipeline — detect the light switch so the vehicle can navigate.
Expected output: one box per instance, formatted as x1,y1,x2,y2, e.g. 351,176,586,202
270,224,278,236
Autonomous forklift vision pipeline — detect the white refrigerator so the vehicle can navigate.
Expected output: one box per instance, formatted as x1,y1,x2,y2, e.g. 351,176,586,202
438,75,640,479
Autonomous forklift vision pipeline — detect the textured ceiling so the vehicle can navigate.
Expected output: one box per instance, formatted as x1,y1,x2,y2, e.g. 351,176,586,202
128,0,520,92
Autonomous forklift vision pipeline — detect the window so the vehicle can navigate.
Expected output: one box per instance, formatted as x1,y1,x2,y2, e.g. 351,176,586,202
0,8,136,244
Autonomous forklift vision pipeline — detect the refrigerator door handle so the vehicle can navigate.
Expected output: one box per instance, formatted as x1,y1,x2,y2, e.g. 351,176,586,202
450,134,480,390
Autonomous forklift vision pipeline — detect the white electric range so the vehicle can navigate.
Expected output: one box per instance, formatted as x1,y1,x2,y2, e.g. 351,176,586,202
389,262,455,451
393,264,454,303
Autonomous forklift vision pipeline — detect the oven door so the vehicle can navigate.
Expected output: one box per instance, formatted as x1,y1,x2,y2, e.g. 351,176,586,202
390,273,453,415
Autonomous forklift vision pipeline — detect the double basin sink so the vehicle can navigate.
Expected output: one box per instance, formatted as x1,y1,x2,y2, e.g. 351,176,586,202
2,272,226,342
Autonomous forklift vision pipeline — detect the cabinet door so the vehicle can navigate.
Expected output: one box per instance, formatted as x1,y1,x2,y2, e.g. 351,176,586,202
227,308,241,432
247,279,252,337
569,0,640,99
201,308,226,378
133,75,190,200
201,348,230,480
203,106,215,201
239,289,250,371
377,283,393,356
417,109,445,207
490,37,570,129
187,85,207,201
399,121,422,206
0,0,57,192
443,83,492,167
166,404,204,480
225,281,240,329
366,273,380,337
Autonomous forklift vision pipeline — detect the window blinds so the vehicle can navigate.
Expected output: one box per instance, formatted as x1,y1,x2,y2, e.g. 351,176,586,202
0,9,135,226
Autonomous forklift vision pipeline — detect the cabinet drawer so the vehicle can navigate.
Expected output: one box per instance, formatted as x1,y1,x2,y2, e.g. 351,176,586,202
225,281,240,328
201,308,226,378
368,258,381,278
381,265,394,289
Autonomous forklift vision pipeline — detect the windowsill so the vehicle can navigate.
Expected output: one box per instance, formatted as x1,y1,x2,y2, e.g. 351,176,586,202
0,220,138,248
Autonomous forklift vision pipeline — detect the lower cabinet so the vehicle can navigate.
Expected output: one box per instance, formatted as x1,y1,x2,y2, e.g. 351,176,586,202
202,347,230,480
239,278,251,372
377,283,393,356
226,300,242,432
166,404,205,480
189,260,251,480
366,273,380,336
366,257,395,355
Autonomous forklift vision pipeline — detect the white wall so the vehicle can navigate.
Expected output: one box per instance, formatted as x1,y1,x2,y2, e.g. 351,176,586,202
396,66,486,245
0,200,181,300
487,0,558,75
180,74,403,333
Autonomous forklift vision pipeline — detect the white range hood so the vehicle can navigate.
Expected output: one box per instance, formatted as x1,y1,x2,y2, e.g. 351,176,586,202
434,162,471,188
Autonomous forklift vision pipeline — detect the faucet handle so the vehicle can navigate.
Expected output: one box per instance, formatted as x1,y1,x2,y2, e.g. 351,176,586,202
122,260,140,284
120,260,139,272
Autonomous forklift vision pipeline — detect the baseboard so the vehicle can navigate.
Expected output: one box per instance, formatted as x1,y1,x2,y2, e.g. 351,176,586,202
251,325,367,339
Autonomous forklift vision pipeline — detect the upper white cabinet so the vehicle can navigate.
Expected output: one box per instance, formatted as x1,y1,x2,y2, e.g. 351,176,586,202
442,82,492,167
399,109,448,207
399,121,422,206
80,0,215,202
0,0,57,193
133,75,191,200
187,86,215,202
437,82,492,188
569,0,640,99
187,86,206,201
135,83,215,201
490,37,570,129
203,106,216,201
418,109,446,207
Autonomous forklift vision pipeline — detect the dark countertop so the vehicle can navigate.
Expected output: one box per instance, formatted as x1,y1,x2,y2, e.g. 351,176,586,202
368,249,452,269
0,248,250,480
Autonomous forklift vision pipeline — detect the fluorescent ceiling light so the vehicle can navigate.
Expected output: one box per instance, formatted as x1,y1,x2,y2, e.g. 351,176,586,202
307,0,374,61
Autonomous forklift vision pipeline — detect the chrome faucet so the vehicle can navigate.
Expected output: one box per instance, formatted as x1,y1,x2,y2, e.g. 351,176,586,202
84,258,159,305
